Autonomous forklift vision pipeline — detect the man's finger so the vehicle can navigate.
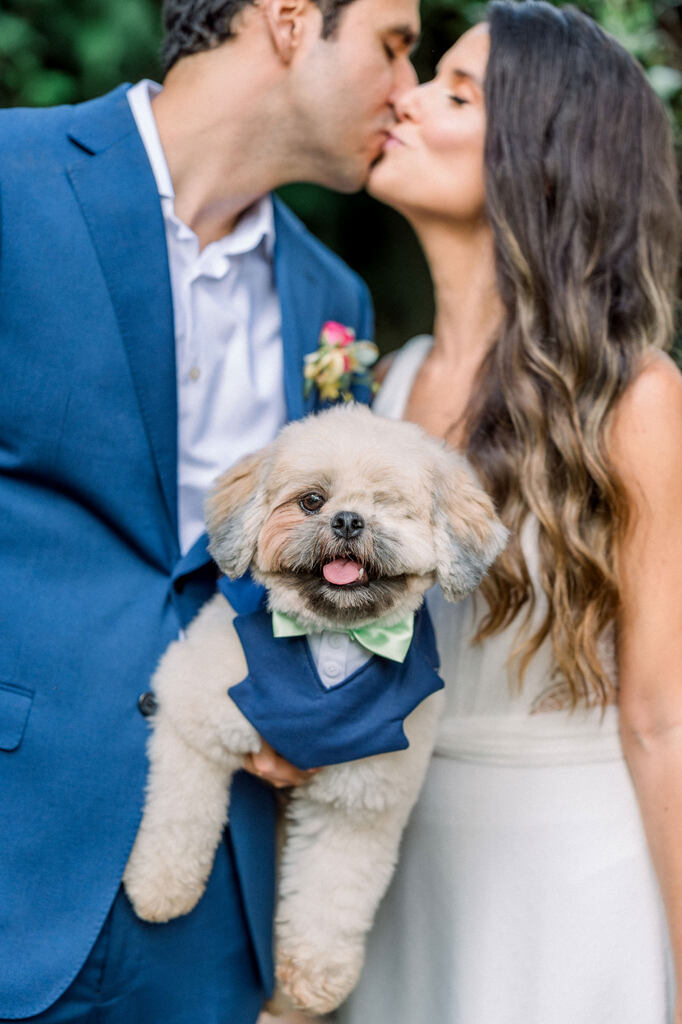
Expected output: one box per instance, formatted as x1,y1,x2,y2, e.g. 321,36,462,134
243,739,316,787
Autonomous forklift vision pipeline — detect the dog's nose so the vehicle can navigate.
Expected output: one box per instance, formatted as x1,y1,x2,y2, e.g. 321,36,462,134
331,510,365,539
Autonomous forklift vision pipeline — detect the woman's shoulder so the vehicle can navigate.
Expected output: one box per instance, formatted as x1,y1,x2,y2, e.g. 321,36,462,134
609,349,682,496
612,350,682,437
622,347,681,404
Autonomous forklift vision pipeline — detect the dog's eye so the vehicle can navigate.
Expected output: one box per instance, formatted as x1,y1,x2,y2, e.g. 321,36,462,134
299,493,325,513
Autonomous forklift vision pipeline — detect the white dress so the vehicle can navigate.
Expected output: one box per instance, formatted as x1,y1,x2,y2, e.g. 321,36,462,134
337,337,673,1024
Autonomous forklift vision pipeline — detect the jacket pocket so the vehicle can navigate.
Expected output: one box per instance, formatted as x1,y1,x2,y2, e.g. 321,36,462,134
0,682,34,751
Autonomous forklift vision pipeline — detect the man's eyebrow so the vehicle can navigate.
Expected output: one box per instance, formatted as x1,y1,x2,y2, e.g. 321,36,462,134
387,25,421,51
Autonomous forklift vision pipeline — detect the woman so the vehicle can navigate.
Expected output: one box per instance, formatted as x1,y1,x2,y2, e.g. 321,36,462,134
337,3,682,1022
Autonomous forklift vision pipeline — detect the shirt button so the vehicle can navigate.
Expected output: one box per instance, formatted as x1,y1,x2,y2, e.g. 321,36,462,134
137,691,158,717
324,662,341,680
188,366,200,381
328,634,344,649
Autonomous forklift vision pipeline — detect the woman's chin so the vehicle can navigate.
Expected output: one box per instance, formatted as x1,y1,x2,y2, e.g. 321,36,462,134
367,154,402,204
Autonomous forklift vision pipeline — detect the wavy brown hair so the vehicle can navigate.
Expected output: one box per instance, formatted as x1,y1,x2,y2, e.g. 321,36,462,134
463,1,680,706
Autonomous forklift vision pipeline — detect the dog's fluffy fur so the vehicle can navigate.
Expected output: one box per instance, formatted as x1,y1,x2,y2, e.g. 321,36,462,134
123,405,507,1014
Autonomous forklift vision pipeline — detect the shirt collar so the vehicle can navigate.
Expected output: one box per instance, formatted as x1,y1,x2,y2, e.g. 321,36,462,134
126,79,275,260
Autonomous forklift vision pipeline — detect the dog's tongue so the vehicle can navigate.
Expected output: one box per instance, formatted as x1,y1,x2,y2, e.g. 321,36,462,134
323,559,362,585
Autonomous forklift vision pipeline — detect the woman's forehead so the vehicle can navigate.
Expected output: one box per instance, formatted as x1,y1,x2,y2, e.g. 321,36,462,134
437,23,490,83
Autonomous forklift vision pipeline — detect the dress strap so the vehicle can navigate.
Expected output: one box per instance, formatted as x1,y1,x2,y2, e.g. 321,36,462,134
372,335,433,421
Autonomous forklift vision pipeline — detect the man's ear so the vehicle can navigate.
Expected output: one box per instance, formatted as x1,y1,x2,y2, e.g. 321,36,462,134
262,0,314,62
205,446,273,579
430,445,508,602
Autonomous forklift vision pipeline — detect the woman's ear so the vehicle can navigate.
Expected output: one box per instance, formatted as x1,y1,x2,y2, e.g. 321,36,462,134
431,445,508,602
205,446,273,579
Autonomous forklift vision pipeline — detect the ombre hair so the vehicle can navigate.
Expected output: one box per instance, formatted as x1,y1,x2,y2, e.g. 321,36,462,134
464,1,680,706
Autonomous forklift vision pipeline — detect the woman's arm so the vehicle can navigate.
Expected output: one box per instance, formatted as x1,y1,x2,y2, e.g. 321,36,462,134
610,351,682,1019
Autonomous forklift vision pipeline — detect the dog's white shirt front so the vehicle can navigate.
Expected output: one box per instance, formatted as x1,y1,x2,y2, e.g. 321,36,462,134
306,631,371,687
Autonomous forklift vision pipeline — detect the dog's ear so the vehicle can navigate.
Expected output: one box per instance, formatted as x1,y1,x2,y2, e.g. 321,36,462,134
430,444,508,602
205,446,273,579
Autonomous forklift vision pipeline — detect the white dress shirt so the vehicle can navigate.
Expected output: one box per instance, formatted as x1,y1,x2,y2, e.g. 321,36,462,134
128,82,366,679
127,80,286,557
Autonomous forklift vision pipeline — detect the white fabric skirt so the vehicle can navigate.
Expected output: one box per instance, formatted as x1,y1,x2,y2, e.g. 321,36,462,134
338,751,672,1024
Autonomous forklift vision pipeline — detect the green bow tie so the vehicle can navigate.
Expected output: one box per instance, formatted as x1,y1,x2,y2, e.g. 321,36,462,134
271,610,415,664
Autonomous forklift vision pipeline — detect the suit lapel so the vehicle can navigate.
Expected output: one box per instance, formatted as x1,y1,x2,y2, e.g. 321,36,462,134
273,199,325,421
66,88,178,541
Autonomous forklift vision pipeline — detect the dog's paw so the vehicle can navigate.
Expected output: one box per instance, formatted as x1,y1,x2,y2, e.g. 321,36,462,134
276,944,364,1015
123,856,206,923
125,881,204,923
262,987,299,1016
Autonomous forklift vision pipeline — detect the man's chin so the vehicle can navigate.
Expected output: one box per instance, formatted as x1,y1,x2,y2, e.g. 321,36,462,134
330,145,387,194
329,161,371,194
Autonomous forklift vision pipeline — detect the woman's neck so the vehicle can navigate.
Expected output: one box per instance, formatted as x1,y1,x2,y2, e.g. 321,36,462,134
401,217,503,444
417,217,503,370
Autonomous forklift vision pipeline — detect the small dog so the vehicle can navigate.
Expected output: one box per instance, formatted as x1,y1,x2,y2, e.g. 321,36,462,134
123,405,506,1014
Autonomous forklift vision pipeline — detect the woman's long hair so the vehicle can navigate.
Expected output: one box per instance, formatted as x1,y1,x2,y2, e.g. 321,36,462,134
465,1,680,706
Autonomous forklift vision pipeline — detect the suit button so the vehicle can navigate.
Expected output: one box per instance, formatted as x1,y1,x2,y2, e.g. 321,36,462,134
138,691,158,717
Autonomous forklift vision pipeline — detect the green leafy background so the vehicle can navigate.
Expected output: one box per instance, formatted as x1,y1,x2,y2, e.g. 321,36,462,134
1,0,679,359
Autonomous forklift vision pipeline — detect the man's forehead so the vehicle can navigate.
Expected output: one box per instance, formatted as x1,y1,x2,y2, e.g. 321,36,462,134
354,0,420,37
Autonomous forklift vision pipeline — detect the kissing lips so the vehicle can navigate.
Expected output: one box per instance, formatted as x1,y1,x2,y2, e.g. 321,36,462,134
322,559,368,587
382,132,406,152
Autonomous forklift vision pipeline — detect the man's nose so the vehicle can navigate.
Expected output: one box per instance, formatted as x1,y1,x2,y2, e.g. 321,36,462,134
393,80,420,122
390,57,419,107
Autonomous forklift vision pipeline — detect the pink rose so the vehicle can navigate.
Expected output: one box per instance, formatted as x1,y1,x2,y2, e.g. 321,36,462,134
321,321,356,348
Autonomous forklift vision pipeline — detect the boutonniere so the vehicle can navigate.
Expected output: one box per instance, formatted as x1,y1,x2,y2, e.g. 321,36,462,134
304,321,380,403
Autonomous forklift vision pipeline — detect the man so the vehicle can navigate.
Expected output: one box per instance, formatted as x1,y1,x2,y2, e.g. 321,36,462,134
0,0,418,1020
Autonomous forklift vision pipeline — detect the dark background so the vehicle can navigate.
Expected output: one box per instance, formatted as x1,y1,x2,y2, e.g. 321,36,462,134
1,0,679,357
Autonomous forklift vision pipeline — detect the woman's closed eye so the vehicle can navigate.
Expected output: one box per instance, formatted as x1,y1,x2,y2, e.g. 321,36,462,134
449,94,469,106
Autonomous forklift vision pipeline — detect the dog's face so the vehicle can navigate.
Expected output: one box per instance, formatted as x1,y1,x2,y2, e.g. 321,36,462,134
207,406,507,630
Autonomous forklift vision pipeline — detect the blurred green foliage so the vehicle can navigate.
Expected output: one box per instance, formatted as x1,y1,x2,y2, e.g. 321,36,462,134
0,0,162,107
0,0,679,360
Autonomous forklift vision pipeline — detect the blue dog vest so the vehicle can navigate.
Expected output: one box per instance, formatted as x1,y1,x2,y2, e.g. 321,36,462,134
219,577,443,770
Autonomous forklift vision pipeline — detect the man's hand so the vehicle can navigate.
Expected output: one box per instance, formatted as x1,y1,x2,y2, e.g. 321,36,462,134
243,739,317,788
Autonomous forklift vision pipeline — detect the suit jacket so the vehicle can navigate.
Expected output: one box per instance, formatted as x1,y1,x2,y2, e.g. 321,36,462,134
0,84,373,1019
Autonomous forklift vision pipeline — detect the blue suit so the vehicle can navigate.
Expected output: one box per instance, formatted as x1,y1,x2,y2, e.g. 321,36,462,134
0,85,372,1020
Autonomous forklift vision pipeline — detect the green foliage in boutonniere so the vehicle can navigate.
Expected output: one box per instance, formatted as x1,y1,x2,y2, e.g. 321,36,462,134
303,321,379,403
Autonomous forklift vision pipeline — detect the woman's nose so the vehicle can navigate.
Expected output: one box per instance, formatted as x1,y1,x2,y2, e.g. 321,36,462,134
394,82,421,122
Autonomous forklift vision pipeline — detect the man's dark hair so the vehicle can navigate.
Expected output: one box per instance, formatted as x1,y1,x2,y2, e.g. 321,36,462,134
162,0,357,72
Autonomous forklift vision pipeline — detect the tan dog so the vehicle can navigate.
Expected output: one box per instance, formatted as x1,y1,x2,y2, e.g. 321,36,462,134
123,405,507,1014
